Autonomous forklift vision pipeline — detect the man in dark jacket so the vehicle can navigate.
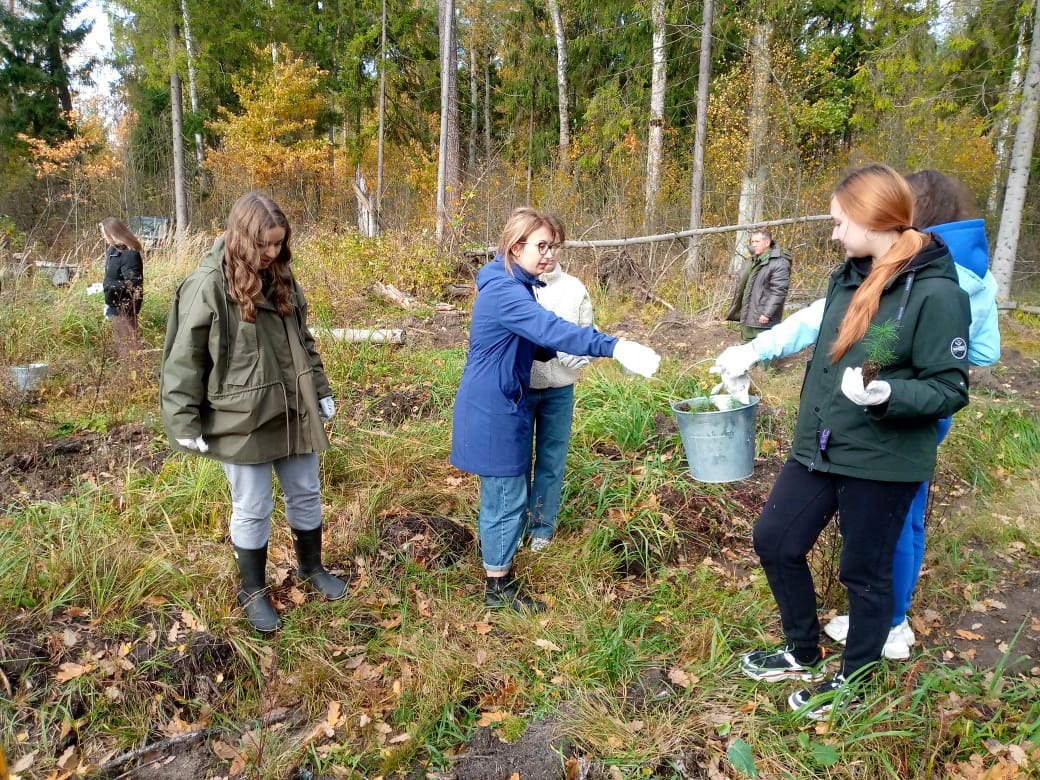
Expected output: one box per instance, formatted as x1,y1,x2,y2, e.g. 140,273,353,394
726,229,791,341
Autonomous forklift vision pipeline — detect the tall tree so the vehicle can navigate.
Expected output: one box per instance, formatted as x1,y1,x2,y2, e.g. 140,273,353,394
731,19,771,273
643,0,665,230
179,0,205,189
546,0,569,172
0,0,92,146
685,0,714,279
992,0,1040,303
436,0,459,243
987,5,1031,214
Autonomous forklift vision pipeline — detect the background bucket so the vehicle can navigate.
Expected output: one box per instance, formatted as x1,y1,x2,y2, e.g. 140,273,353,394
10,362,49,391
671,395,760,482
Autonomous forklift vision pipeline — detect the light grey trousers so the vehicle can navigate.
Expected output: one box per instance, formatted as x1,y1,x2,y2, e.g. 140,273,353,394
222,452,322,549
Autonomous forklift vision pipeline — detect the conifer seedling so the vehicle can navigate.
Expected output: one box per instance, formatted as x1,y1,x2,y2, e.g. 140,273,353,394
861,320,899,384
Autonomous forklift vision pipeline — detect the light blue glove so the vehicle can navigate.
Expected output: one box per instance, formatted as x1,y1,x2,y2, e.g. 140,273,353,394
840,367,891,406
318,396,336,422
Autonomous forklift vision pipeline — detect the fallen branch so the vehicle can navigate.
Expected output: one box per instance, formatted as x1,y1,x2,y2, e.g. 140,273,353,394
371,281,415,309
463,214,831,257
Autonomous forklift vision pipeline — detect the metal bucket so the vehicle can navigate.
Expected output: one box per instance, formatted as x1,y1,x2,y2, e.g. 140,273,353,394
10,362,49,390
671,395,760,483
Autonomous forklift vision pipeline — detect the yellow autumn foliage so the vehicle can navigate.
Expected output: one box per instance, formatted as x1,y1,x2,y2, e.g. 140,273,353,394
206,51,332,214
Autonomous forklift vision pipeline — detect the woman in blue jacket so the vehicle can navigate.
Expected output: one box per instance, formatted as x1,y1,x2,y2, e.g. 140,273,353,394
450,207,660,611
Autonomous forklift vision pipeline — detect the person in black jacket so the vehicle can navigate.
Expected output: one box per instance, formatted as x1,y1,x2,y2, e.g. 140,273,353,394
100,218,144,358
726,228,791,341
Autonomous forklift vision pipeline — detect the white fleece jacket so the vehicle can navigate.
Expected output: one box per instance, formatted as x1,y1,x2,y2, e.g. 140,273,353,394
530,264,595,389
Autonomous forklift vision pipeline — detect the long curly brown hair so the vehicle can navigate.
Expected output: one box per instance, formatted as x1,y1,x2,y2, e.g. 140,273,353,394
224,193,295,323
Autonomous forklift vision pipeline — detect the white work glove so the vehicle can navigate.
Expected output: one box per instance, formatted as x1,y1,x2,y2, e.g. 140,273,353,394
175,435,210,453
712,343,760,378
613,339,661,378
318,395,336,422
840,366,891,406
557,352,590,370
86,282,104,295
708,343,757,405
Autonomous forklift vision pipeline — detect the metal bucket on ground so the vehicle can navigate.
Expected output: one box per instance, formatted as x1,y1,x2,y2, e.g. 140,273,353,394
671,395,760,483
10,362,49,390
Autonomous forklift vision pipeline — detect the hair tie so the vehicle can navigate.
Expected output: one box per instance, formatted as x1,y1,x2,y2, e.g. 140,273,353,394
896,225,912,233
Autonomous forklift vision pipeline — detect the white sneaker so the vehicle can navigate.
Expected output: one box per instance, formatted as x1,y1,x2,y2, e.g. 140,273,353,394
823,614,849,644
882,618,915,660
530,537,551,553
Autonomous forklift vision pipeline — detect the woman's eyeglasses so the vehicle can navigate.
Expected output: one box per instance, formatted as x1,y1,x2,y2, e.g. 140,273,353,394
519,241,562,256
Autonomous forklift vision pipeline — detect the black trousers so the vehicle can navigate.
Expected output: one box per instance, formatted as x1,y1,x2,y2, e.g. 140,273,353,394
753,457,919,678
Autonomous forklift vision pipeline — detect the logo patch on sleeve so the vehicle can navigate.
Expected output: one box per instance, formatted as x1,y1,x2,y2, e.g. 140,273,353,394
951,337,968,360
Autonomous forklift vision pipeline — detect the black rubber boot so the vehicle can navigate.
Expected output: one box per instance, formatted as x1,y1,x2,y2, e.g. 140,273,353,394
292,526,347,600
484,572,546,612
233,545,281,633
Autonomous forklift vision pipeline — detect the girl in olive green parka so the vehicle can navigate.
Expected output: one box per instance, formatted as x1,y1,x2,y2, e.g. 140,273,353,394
160,193,346,633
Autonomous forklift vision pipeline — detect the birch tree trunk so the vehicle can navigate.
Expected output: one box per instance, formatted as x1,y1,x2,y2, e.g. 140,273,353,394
170,70,188,240
547,0,570,173
436,0,459,244
644,0,666,230
987,11,1030,215
180,0,205,191
685,0,714,280
731,20,771,273
992,0,1040,304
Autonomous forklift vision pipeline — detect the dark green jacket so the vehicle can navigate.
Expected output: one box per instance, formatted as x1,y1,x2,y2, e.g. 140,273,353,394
792,239,970,482
160,237,331,465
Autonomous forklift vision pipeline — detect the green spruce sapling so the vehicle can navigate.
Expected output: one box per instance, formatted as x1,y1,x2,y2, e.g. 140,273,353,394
861,320,899,384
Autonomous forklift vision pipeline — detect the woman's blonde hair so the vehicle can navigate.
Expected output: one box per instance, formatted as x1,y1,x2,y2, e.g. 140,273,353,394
496,207,561,274
100,217,142,252
830,164,929,362
224,193,295,323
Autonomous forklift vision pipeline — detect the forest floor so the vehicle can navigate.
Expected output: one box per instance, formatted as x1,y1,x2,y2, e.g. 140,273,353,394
2,308,1039,779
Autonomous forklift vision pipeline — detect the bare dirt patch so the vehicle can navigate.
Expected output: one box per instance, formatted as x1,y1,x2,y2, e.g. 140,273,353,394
376,511,476,568
0,421,163,508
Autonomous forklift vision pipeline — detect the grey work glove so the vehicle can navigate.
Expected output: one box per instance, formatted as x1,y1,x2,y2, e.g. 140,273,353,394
318,395,336,422
175,435,210,453
840,366,891,406
557,352,590,370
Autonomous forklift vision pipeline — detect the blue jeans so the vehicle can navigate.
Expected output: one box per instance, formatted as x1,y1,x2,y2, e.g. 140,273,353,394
527,385,575,540
890,416,953,625
222,453,322,548
478,475,529,574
